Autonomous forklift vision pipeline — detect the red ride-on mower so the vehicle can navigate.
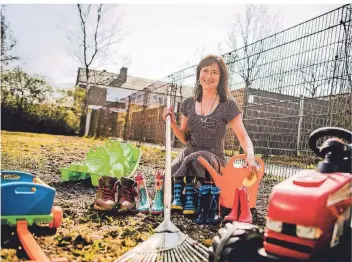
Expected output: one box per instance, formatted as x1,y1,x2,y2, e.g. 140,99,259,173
209,127,352,262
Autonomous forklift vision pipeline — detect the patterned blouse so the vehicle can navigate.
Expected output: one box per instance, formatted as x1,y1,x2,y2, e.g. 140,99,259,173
180,97,240,161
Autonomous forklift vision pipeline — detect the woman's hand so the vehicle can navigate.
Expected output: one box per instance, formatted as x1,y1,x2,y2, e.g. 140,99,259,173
245,153,257,178
162,106,176,125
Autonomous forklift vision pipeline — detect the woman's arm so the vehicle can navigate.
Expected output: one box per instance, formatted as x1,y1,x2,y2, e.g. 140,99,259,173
230,114,256,174
163,107,189,145
230,114,254,156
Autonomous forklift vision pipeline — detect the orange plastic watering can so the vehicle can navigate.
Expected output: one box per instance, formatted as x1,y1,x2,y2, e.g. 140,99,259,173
197,154,265,209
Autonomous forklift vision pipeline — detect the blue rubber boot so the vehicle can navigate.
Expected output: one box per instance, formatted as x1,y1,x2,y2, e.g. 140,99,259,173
151,170,164,215
206,186,221,224
194,185,211,224
171,180,183,211
183,183,196,215
135,172,150,213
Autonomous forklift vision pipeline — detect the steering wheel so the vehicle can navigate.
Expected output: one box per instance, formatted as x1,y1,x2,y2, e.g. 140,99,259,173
309,127,352,158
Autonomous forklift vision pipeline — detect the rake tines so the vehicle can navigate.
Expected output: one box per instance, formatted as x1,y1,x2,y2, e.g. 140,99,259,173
116,232,209,262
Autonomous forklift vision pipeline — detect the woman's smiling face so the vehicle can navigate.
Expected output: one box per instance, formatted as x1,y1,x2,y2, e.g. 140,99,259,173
199,62,220,93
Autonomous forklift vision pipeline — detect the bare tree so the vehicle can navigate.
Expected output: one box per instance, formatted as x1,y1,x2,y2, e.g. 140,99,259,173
1,6,20,70
228,5,281,89
69,4,124,136
298,63,324,98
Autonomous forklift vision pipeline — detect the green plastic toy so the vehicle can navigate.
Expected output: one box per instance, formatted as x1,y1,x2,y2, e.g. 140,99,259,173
60,140,142,186
60,162,89,182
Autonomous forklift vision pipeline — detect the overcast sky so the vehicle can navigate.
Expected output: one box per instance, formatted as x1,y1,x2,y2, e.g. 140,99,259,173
5,3,343,92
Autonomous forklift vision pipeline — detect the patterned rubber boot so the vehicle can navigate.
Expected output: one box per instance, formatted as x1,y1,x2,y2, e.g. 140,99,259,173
151,170,164,215
171,180,183,211
206,186,221,224
94,176,118,211
194,185,211,224
117,177,137,213
183,183,196,215
135,172,151,214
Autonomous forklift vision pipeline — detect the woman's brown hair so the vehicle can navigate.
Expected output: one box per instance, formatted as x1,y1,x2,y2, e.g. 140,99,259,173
193,54,232,102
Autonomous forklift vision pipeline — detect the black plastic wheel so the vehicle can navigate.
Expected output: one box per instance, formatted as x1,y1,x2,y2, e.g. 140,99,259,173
321,212,352,262
208,222,265,262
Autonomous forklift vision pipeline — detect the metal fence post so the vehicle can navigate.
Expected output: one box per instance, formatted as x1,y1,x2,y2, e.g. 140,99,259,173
140,89,150,143
123,96,132,141
296,95,304,156
239,87,250,154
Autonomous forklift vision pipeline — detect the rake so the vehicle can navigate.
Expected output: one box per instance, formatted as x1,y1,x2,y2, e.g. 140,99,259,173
115,96,209,262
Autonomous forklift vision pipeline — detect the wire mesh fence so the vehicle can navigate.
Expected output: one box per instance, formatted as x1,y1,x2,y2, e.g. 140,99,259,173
89,4,351,179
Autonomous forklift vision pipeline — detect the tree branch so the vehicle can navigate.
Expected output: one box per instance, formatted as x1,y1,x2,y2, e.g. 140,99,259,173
87,4,102,67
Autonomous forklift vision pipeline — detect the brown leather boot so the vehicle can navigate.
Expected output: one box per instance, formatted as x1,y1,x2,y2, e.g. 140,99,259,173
117,177,137,212
94,176,118,211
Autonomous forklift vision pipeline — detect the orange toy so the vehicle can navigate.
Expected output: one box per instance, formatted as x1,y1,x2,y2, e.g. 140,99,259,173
197,154,265,209
17,220,68,262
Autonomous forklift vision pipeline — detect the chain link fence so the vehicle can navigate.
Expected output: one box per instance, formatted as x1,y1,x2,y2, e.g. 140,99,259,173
89,4,351,179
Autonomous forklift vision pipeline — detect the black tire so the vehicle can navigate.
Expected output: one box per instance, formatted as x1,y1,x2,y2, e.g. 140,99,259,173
322,213,352,262
208,222,265,262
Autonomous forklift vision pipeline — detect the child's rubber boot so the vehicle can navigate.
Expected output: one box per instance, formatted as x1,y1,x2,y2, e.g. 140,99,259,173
206,186,221,224
151,170,164,215
183,183,196,215
194,185,211,224
135,172,150,214
171,180,183,211
224,188,240,222
238,186,252,224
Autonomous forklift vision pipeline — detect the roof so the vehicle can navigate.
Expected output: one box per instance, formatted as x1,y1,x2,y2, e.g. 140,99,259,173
76,67,194,101
121,76,157,91
76,67,156,92
76,68,124,87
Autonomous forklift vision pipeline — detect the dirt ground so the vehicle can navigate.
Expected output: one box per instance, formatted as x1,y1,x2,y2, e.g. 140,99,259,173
1,131,279,261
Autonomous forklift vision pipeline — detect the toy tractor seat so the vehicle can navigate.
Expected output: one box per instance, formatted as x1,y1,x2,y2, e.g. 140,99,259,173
197,154,265,209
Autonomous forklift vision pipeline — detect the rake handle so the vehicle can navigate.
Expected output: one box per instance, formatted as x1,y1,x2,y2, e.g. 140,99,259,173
164,95,172,221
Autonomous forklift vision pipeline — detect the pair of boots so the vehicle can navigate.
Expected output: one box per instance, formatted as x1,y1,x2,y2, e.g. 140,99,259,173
194,185,222,224
94,176,136,212
171,180,221,225
224,186,252,223
171,181,197,215
134,170,164,215
93,171,165,214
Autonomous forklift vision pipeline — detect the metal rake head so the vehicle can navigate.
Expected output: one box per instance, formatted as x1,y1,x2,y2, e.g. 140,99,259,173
115,231,209,262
